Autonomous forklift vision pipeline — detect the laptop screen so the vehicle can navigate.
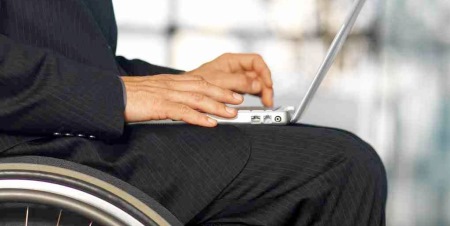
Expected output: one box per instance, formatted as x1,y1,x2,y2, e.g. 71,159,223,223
290,0,367,123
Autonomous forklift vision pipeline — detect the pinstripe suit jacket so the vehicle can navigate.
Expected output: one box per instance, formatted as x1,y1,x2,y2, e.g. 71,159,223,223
0,0,181,152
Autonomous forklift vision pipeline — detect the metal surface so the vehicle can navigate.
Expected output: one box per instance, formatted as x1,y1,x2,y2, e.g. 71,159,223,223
0,180,144,225
290,0,367,123
0,190,123,226
210,108,290,125
133,106,291,125
0,163,174,226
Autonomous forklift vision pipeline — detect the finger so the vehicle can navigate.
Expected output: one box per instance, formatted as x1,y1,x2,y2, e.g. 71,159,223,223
152,74,204,81
157,88,237,118
210,72,263,95
154,80,244,105
223,53,273,88
244,75,274,107
261,86,274,107
124,74,204,83
252,76,274,107
245,72,273,102
245,71,258,79
163,102,217,127
211,72,274,107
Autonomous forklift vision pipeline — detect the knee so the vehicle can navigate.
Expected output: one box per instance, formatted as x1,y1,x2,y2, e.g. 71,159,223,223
320,127,387,195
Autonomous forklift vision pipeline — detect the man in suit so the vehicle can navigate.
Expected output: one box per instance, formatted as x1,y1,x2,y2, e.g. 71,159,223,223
0,0,387,225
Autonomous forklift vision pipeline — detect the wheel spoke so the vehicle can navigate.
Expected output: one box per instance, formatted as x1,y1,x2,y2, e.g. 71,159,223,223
25,206,29,226
56,209,62,226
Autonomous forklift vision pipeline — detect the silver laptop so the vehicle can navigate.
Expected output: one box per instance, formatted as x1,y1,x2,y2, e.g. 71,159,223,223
135,0,366,126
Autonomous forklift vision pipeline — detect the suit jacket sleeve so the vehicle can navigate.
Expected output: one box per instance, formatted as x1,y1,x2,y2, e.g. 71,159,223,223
115,56,184,76
0,35,125,140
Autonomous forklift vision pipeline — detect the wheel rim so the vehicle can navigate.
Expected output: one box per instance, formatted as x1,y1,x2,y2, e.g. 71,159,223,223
0,189,121,225
0,179,145,225
0,163,172,226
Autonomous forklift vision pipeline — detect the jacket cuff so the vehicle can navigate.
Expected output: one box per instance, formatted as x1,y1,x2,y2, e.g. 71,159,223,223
118,76,127,107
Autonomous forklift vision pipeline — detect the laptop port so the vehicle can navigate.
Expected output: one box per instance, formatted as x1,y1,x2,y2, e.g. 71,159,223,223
263,115,272,124
251,116,261,123
274,116,282,122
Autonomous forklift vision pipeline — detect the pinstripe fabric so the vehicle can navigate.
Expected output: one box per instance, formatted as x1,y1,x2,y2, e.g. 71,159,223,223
191,125,387,225
0,0,125,146
0,0,387,225
0,0,183,152
2,125,251,224
3,124,387,225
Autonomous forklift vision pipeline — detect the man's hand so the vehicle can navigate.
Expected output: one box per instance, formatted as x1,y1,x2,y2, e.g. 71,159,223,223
185,53,274,107
122,74,244,127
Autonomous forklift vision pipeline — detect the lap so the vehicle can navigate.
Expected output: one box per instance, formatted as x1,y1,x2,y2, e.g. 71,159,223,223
2,124,386,225
191,124,387,225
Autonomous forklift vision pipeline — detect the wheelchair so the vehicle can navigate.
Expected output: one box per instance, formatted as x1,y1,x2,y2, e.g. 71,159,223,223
0,156,183,226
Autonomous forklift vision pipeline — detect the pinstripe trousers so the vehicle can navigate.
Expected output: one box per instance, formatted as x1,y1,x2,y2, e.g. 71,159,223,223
2,124,387,226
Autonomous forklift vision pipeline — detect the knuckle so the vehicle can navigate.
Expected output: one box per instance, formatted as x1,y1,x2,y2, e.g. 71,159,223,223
198,80,210,88
239,76,251,87
190,93,205,102
254,54,264,61
216,103,227,113
220,53,232,59
179,105,191,115
164,80,175,88
188,74,204,81
191,74,203,80
150,97,163,108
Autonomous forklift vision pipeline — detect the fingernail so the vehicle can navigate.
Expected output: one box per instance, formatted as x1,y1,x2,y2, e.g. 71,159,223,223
208,118,217,125
226,107,236,114
233,93,243,101
252,81,261,91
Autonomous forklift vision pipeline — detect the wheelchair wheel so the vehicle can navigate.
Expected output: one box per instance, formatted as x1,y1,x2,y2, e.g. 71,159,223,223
0,157,182,226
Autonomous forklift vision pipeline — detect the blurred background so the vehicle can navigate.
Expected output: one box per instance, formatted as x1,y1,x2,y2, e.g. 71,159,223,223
112,0,449,225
